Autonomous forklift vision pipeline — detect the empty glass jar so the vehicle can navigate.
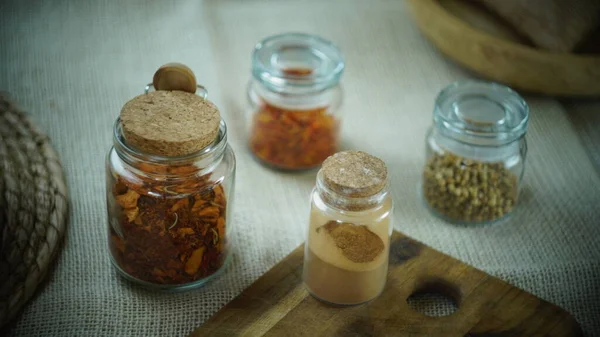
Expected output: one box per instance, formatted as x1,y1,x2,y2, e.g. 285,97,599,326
247,33,345,170
421,81,529,225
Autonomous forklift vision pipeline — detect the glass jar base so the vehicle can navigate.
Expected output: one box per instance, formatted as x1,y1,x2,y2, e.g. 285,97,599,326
305,285,383,306
109,253,232,292
418,184,515,227
424,201,514,227
249,150,323,172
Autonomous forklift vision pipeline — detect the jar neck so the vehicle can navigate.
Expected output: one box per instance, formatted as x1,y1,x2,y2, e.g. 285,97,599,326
429,126,526,163
251,33,344,95
315,170,389,212
433,81,529,146
112,118,228,177
248,78,341,111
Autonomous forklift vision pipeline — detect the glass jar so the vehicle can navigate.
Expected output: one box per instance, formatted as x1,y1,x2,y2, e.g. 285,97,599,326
303,151,393,305
247,33,345,170
106,85,236,291
421,81,529,225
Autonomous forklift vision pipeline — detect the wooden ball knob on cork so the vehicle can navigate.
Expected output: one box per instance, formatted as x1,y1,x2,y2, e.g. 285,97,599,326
153,62,198,93
120,63,220,157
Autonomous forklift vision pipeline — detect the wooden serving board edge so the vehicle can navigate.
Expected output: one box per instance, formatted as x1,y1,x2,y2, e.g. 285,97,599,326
191,231,583,336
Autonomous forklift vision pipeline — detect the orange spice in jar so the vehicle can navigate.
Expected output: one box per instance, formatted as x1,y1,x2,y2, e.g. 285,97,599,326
105,64,236,290
247,33,345,170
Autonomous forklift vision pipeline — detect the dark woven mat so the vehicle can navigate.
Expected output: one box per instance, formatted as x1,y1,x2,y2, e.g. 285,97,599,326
0,94,69,327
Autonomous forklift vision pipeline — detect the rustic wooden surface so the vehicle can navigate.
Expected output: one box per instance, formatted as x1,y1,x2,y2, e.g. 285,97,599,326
406,0,600,97
190,231,582,337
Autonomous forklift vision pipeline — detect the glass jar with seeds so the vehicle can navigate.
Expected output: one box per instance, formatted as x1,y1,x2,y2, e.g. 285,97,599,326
421,81,529,225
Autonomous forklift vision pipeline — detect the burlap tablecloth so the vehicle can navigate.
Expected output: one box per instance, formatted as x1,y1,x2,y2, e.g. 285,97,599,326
1,0,599,336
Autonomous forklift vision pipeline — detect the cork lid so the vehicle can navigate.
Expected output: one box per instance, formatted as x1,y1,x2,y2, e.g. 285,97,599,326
119,63,220,157
321,151,388,198
120,90,220,157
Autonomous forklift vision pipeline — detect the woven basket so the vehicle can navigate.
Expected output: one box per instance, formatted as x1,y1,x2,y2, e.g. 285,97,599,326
0,95,69,327
406,0,600,96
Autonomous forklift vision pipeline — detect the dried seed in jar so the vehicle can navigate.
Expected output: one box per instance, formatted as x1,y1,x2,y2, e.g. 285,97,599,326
422,152,518,223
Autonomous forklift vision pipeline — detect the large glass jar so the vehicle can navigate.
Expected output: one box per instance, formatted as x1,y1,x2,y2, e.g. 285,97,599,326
247,33,345,170
106,83,235,291
303,151,393,305
422,81,529,225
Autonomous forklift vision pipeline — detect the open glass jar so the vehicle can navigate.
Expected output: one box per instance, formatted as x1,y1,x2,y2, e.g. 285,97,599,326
106,70,235,291
247,33,345,170
303,151,393,305
421,81,529,225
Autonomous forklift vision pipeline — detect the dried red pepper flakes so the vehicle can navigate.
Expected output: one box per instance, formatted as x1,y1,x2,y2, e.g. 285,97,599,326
281,67,313,76
107,64,235,288
249,103,339,170
108,168,229,285
248,67,340,170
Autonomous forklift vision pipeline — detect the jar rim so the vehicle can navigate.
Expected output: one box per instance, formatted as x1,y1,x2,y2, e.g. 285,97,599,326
112,118,228,166
252,32,345,93
434,80,529,146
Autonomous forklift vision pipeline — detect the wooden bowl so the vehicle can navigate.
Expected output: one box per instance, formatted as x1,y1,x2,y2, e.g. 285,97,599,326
405,0,600,97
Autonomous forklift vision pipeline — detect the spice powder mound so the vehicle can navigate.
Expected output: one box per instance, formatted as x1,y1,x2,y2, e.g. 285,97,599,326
318,221,384,263
249,68,339,169
108,164,228,285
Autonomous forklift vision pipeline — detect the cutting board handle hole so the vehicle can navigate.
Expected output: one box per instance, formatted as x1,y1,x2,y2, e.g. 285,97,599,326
406,280,460,317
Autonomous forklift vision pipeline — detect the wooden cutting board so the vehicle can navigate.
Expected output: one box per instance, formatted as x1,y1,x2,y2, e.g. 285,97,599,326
191,231,582,336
